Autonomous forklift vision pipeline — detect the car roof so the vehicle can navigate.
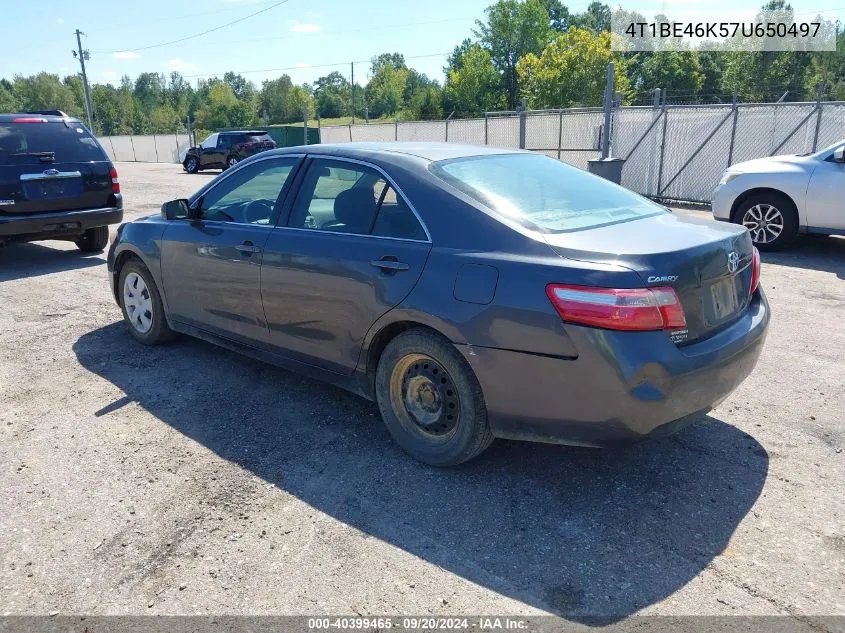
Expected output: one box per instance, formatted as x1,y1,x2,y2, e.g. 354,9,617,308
0,112,82,124
272,142,527,163
220,130,268,135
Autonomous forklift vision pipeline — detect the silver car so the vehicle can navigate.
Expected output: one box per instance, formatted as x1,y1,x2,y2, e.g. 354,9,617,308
712,140,845,250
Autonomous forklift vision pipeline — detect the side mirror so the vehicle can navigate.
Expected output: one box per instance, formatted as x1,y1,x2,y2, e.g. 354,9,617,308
834,146,845,163
161,198,190,220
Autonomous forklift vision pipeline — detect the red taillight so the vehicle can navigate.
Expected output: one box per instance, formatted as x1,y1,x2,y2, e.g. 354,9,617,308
750,247,761,295
110,166,120,194
13,117,47,123
546,284,687,332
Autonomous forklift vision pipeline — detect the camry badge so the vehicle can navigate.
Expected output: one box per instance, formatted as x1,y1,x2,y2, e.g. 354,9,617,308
727,251,740,274
647,275,678,283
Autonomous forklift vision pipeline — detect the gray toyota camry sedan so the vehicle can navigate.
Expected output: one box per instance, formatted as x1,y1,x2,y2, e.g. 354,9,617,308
107,143,769,466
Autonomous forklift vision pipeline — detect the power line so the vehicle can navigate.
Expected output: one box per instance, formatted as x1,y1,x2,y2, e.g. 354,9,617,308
105,1,285,34
179,52,451,80
95,0,292,54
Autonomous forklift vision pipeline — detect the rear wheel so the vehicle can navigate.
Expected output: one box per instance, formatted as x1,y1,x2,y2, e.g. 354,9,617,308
733,192,798,251
118,259,176,345
375,329,493,466
226,155,238,169
184,156,199,173
75,226,109,252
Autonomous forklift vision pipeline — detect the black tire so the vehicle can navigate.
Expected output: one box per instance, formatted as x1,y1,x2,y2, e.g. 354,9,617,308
75,226,109,252
226,155,238,169
117,259,176,345
732,192,798,251
375,328,493,466
184,156,199,174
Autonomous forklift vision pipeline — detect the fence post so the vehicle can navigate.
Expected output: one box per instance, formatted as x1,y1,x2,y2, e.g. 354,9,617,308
727,93,739,167
812,82,825,151
518,98,527,149
557,109,564,160
108,135,117,162
129,135,137,162
601,62,614,159
445,118,449,143
395,118,399,141
348,123,353,142
656,103,668,197
303,104,309,146
646,89,661,196
153,134,159,163
484,113,489,145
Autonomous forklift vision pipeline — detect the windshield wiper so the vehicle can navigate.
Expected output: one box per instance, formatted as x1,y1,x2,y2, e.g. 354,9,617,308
11,151,56,162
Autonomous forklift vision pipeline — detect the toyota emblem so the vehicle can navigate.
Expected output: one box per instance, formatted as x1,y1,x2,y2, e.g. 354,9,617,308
727,251,740,274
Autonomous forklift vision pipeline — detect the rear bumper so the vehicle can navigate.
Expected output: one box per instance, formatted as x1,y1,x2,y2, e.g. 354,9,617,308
458,290,770,447
0,206,123,240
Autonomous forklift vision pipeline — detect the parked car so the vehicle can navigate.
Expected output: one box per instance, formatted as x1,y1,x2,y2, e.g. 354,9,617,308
108,143,769,466
712,140,845,250
183,130,276,173
0,111,122,251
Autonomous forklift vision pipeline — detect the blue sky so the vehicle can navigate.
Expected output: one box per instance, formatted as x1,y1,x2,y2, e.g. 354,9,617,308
1,0,840,88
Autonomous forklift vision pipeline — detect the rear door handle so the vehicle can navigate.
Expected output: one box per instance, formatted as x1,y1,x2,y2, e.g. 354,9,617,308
371,259,410,272
236,241,262,254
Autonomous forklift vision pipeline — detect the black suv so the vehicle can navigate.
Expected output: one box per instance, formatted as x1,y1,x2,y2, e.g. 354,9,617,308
182,130,276,173
0,111,123,252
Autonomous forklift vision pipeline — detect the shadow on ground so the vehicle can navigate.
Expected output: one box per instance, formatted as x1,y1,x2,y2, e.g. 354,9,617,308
73,323,769,623
762,235,845,279
0,242,103,282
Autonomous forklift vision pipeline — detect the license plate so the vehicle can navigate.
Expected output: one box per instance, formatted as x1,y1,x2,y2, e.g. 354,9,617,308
709,277,739,321
23,179,82,201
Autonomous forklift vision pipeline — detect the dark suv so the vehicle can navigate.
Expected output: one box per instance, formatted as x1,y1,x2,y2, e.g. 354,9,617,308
183,130,276,173
0,111,123,252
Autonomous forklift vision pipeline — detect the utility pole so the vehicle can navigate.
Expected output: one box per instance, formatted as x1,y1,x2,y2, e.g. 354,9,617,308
351,62,355,125
73,30,94,131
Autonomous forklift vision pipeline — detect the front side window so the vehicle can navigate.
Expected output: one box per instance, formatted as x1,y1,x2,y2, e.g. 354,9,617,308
288,159,426,240
431,153,665,233
200,133,218,150
199,158,298,225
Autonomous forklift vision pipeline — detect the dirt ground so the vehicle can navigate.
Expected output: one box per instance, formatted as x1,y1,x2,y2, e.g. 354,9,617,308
0,162,843,621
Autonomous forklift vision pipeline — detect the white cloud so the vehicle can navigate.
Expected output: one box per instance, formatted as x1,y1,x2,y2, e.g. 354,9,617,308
56,17,65,24
305,11,320,18
112,51,141,60
289,22,321,34
167,58,198,71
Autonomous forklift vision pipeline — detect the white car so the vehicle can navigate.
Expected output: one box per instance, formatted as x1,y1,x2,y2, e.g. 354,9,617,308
712,140,845,250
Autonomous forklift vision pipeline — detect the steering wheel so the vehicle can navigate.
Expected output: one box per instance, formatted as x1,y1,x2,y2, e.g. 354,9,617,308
243,199,274,224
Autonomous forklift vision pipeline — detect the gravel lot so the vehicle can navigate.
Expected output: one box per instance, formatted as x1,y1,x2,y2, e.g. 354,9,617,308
0,161,843,621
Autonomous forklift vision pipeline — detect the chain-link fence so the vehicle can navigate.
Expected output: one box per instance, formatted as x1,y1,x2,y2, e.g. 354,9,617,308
98,131,193,164
321,101,845,203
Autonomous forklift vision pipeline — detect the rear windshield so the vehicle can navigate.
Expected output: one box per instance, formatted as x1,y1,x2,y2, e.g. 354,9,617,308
431,153,665,233
0,120,107,165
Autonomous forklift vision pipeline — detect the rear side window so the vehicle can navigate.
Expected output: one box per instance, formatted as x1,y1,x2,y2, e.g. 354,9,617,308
431,153,665,233
247,134,273,143
0,121,107,165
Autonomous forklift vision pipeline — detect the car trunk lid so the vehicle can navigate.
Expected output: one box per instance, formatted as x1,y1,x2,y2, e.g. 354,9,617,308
0,119,114,215
543,211,755,345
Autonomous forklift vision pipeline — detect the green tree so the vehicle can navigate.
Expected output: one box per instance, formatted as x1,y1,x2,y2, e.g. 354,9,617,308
636,50,704,98
474,0,552,108
539,0,571,31
804,30,845,100
133,72,166,113
570,1,611,33
313,71,351,118
443,44,504,116
284,84,315,122
517,27,631,108
365,55,409,117
149,104,180,133
0,79,19,112
13,72,80,115
259,75,294,123
223,72,256,103
91,84,121,135
444,38,474,75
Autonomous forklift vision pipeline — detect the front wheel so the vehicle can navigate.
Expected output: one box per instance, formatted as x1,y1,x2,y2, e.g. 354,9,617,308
226,156,238,169
733,193,798,251
375,329,493,466
75,226,109,252
118,259,176,345
184,156,199,173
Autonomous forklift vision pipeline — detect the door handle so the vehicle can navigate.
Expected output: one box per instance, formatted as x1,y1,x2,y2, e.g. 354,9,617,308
236,241,262,254
371,258,410,272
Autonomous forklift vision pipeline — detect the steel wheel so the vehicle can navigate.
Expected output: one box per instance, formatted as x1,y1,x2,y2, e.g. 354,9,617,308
185,157,198,173
390,353,461,439
123,272,153,334
742,203,784,245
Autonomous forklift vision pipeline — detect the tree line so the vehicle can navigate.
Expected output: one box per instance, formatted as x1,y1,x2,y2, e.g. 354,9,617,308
1,0,843,136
